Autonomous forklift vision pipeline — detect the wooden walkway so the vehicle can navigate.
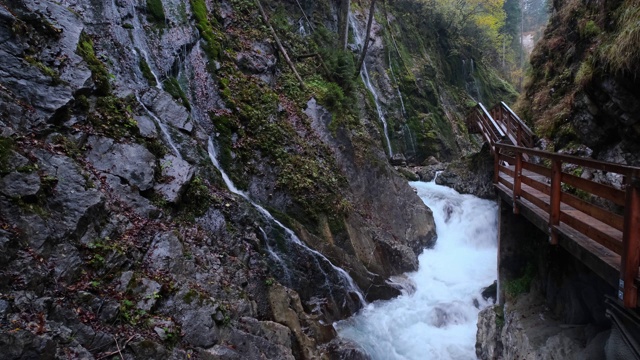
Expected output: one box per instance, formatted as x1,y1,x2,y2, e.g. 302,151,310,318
467,102,640,308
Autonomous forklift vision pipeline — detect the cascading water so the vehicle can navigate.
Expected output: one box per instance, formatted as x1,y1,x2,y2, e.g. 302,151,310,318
388,51,406,116
349,12,393,157
207,138,366,310
335,179,498,359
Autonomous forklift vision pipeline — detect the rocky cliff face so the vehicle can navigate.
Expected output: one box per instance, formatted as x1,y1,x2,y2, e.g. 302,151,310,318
0,0,439,358
516,0,640,170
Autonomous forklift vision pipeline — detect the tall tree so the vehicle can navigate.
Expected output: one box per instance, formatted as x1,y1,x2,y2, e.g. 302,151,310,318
355,0,376,75
338,0,350,50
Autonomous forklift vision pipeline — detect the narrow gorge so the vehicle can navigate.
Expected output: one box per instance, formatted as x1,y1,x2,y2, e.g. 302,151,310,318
2,0,639,359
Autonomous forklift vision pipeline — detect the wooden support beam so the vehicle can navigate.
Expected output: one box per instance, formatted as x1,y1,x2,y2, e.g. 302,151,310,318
513,151,522,214
620,177,640,308
549,159,562,245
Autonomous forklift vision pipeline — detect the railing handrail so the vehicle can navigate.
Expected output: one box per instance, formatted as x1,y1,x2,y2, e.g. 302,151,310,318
499,101,535,138
477,103,506,138
495,142,640,178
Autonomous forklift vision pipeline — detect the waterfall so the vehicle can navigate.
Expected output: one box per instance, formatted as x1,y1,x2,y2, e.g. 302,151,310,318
403,124,416,156
388,51,406,116
349,12,393,157
335,180,498,359
207,138,366,309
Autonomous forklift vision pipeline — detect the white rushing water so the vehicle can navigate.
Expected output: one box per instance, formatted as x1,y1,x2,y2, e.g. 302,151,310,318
349,12,393,157
335,180,498,359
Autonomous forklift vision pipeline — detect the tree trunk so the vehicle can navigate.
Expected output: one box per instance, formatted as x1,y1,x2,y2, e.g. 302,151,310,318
355,0,376,76
255,0,305,89
338,0,350,50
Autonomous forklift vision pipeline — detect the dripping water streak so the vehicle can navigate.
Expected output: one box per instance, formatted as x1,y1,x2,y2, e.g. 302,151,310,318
349,12,393,157
136,94,182,159
207,138,366,306
388,51,406,116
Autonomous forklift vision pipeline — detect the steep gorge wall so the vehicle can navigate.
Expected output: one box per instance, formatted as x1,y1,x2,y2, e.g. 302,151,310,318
516,0,640,168
0,0,440,358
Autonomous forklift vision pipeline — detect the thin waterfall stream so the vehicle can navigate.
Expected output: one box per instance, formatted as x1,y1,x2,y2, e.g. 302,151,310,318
207,138,366,309
335,180,498,359
349,12,393,157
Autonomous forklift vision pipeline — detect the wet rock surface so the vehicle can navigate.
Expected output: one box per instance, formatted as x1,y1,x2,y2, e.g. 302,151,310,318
0,0,443,359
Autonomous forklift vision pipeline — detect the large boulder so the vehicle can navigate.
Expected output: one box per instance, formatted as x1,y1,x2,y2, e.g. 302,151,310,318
86,136,156,191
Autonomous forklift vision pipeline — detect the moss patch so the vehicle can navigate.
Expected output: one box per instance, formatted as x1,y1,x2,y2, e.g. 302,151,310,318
146,0,166,24
77,32,111,95
138,57,157,87
163,77,191,111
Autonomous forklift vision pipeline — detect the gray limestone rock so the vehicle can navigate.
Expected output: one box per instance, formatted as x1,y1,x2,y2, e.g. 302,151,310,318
86,136,156,191
140,88,193,133
135,114,158,138
145,232,184,273
103,173,158,217
134,278,162,311
154,155,195,203
0,171,40,197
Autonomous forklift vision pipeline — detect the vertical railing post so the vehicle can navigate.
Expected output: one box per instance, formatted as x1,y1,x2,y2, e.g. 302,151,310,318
620,175,640,308
493,148,500,184
549,159,562,245
513,151,522,214
517,125,522,147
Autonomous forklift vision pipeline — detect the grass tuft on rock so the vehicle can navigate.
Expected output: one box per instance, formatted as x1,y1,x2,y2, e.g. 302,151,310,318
77,32,111,95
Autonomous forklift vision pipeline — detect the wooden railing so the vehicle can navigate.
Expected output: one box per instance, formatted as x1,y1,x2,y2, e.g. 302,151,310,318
490,102,536,148
467,102,640,308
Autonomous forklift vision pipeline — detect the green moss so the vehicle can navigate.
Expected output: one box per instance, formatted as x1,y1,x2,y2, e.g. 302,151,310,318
122,23,134,29
180,176,215,220
0,137,14,174
190,0,223,66
146,0,166,23
77,32,111,95
88,95,139,139
24,55,61,85
139,57,158,87
163,77,191,111
505,263,535,298
580,20,600,39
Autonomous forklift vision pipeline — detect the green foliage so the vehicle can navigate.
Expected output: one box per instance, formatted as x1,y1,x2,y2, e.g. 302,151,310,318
307,78,346,113
579,20,600,39
139,57,157,87
180,176,215,220
76,32,111,95
146,0,166,23
0,137,14,174
88,95,139,139
600,3,640,75
163,77,191,111
190,0,223,66
122,23,134,29
505,262,535,298
574,59,594,88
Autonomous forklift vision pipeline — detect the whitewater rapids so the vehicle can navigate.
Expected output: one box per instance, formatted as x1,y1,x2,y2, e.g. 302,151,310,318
335,180,498,359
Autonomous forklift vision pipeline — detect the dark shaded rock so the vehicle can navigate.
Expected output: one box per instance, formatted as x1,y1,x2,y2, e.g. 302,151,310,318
236,42,277,83
50,243,83,284
390,153,406,166
86,136,156,191
180,306,220,348
140,88,193,133
154,155,195,203
320,338,371,360
481,281,497,303
103,173,158,217
436,145,496,199
129,339,169,359
0,171,40,197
